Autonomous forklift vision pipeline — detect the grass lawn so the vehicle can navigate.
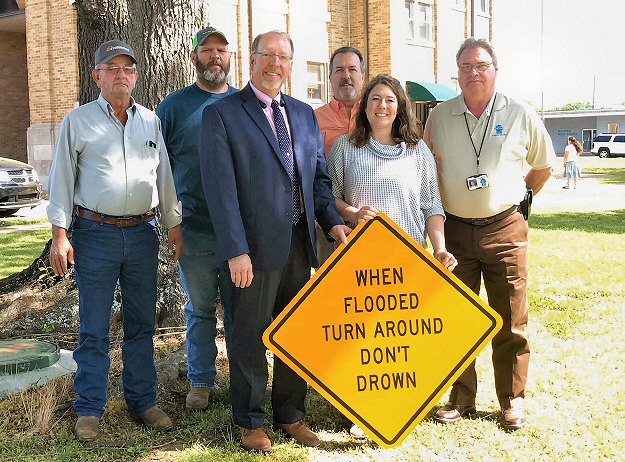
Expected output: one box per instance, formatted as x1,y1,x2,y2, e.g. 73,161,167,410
0,166,624,461
0,229,51,279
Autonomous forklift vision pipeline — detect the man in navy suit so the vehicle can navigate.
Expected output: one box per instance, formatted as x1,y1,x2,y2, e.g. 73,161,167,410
200,31,351,452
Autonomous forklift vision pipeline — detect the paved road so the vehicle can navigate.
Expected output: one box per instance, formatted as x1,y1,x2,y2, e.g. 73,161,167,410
0,201,51,234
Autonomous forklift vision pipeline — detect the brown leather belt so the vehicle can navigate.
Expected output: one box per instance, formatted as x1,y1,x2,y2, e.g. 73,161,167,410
75,206,156,228
446,205,519,226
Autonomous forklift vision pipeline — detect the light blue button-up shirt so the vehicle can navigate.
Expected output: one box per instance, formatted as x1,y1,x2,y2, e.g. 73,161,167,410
47,94,182,230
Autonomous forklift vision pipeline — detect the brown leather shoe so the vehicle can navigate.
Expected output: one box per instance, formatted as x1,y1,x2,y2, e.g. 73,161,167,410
239,426,272,452
434,403,476,423
503,398,527,430
275,420,320,447
131,405,173,431
74,415,99,442
186,386,210,410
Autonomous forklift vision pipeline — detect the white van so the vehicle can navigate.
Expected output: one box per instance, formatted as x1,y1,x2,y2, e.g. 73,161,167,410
591,133,625,158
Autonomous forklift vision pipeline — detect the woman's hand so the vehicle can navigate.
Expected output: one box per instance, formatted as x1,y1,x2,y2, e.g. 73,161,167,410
433,248,458,271
354,205,379,223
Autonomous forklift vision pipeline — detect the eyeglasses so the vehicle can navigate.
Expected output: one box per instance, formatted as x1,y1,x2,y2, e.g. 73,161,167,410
458,62,492,74
96,66,138,75
253,52,293,63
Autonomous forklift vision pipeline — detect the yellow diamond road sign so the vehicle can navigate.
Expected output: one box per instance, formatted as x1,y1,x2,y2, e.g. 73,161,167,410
263,212,502,448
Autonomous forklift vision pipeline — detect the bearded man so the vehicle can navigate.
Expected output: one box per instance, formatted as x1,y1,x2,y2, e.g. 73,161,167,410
156,26,237,411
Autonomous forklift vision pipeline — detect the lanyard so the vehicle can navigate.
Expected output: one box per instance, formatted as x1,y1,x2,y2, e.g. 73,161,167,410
463,94,497,173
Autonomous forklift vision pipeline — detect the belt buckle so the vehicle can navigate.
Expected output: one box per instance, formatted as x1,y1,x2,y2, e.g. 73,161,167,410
115,216,136,227
471,217,489,226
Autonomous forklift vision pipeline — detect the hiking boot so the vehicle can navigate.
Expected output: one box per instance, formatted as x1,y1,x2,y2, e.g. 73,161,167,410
74,415,99,442
131,405,173,431
186,386,210,410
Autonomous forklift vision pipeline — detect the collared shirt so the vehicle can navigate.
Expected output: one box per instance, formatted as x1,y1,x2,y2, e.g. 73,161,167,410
47,93,182,230
315,98,360,156
424,92,555,218
157,83,238,232
249,81,292,140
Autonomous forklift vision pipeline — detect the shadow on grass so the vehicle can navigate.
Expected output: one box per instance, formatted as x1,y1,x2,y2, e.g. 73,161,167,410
583,167,625,184
530,209,625,234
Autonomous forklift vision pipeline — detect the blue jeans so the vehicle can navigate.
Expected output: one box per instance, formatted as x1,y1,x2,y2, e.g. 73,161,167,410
71,216,160,418
179,226,232,388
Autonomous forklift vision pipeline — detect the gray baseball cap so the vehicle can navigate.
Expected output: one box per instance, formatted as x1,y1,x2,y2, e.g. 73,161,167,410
94,40,137,67
193,26,229,51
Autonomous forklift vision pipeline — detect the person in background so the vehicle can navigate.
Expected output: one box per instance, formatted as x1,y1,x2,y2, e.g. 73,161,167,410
47,40,183,442
423,37,555,430
200,31,351,452
314,46,366,269
562,135,582,189
157,26,237,411
327,73,457,272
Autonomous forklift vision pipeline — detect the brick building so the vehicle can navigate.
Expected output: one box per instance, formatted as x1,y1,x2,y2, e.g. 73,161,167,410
0,0,493,190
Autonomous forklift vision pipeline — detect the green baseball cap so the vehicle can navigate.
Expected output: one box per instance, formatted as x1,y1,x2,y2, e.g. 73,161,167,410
193,26,229,51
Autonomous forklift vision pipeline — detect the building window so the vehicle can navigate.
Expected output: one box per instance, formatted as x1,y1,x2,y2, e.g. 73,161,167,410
227,52,239,88
307,62,327,106
406,0,433,42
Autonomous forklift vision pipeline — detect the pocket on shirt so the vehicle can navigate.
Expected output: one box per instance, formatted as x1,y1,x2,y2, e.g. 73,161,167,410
143,146,159,175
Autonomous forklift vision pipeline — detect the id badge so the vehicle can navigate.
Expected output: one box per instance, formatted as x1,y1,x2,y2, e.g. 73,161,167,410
466,173,489,191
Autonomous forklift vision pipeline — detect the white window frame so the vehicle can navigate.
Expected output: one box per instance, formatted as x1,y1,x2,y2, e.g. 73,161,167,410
477,0,489,16
227,51,239,89
306,62,327,106
406,0,433,43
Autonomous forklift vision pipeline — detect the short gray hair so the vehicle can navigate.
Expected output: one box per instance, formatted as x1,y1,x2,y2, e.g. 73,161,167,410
251,31,294,56
456,38,498,67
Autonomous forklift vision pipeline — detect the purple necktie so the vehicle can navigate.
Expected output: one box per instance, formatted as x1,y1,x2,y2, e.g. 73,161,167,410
271,99,301,224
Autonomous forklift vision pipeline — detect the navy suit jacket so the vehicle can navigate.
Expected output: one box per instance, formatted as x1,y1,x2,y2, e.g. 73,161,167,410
200,83,343,272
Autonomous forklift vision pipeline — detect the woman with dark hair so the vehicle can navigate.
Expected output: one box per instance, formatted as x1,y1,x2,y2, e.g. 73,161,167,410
563,136,583,189
327,73,457,270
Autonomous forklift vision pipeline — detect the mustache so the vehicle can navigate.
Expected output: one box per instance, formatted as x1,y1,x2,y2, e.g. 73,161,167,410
340,79,354,86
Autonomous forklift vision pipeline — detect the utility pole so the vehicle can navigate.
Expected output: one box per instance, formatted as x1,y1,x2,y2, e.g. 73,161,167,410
592,74,596,109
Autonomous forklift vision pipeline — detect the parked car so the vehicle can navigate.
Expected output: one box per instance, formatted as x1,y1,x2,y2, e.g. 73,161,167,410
0,156,43,217
591,133,625,158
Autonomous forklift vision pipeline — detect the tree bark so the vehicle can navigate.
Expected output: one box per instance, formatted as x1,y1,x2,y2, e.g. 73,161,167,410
75,0,207,109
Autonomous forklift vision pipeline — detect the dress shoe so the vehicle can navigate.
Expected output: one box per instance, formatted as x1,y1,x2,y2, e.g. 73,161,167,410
433,403,476,423
131,405,173,431
186,386,210,410
503,398,527,430
349,422,366,439
74,415,100,442
239,426,272,452
275,420,320,447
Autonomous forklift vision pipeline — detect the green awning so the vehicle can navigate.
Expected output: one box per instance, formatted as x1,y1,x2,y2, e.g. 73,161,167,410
406,81,457,102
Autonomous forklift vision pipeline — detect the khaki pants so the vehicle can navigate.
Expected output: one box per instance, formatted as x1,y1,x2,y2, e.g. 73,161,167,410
444,210,529,410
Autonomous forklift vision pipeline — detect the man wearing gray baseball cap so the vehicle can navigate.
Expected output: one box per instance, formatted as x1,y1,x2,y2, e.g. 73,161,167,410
47,39,183,442
94,39,138,67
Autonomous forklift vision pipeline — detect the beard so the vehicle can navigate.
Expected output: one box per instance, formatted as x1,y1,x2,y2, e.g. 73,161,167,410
336,80,357,100
196,60,230,87
261,80,283,91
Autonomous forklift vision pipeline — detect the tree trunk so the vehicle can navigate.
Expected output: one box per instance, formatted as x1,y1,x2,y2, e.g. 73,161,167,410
75,0,207,109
